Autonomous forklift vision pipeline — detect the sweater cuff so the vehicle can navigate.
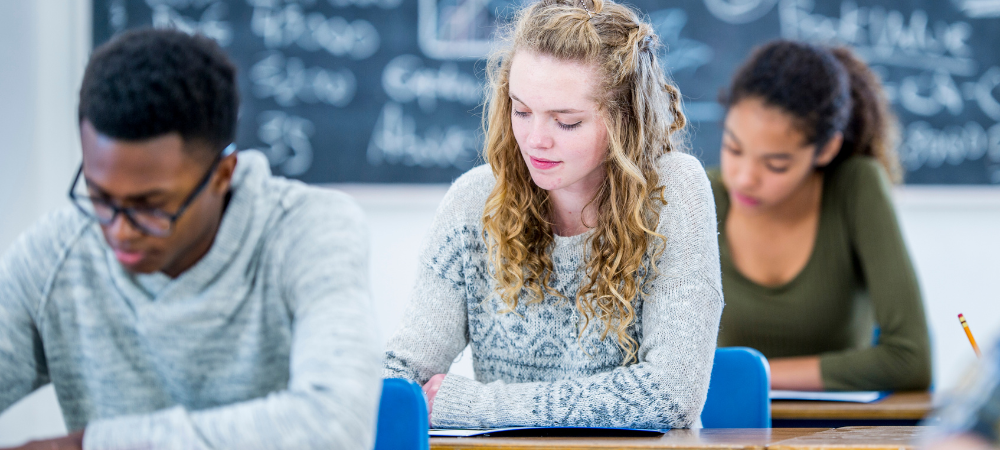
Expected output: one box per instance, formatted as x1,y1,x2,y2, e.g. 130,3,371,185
84,406,197,450
432,374,485,428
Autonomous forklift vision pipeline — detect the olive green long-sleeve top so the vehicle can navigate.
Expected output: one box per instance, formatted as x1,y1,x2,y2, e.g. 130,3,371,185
709,156,931,391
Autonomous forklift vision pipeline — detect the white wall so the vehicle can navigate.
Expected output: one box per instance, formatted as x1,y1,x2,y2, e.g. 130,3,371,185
1,0,1000,446
895,188,1000,395
0,0,91,446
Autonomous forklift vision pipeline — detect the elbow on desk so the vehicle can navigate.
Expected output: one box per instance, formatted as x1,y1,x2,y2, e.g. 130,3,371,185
638,388,705,430
821,341,932,391
882,338,933,391
869,346,932,392
893,351,932,391
281,388,380,450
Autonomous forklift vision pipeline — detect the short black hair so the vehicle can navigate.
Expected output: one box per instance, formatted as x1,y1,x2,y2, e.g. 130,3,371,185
79,28,239,156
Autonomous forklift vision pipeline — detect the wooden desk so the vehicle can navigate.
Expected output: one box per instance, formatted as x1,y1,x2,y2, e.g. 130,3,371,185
430,427,926,450
771,391,933,427
769,426,925,450
430,428,826,449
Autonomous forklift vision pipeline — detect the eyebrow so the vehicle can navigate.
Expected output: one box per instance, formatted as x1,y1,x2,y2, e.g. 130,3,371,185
722,128,794,160
84,177,171,202
510,94,584,114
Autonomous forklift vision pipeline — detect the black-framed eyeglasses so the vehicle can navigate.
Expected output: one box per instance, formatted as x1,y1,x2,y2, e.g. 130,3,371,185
68,144,236,238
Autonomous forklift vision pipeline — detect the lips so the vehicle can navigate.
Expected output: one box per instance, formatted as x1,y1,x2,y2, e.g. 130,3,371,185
113,248,146,266
731,190,761,207
529,156,561,170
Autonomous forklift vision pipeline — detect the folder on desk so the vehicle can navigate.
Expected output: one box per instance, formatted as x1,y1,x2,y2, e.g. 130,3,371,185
430,427,664,437
770,390,889,403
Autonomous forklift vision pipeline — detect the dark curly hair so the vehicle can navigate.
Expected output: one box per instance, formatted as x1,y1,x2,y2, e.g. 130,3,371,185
78,28,239,157
723,40,901,182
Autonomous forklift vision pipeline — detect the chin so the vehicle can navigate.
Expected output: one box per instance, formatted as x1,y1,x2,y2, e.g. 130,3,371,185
528,174,563,191
123,261,162,274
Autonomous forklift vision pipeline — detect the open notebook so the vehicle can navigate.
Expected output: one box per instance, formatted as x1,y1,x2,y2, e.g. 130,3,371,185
770,390,889,403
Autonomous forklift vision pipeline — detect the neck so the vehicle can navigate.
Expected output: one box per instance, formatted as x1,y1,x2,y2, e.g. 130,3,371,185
162,194,229,278
548,183,601,237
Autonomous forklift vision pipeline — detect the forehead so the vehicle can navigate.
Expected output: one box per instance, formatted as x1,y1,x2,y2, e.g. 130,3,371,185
79,120,205,193
508,51,600,108
725,98,809,152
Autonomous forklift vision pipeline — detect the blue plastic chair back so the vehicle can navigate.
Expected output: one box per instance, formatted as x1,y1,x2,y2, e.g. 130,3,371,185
701,347,771,428
374,378,429,450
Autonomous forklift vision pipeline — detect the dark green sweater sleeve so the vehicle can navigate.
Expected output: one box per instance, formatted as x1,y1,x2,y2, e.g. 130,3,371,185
818,158,932,391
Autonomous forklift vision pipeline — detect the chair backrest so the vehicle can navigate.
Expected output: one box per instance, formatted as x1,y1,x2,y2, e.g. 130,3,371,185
374,378,429,450
701,347,771,428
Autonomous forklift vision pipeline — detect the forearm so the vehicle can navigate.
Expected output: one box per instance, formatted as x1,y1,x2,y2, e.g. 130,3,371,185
384,249,472,383
83,379,380,450
770,356,822,390
432,363,705,429
819,338,931,391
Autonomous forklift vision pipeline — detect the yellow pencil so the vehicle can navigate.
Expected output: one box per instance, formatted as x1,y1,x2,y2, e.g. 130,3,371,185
958,313,982,358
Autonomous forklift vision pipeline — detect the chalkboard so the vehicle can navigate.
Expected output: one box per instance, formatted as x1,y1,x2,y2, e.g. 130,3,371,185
93,0,1000,184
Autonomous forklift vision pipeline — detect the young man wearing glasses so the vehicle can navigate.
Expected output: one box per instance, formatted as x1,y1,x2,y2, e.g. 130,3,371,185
0,29,381,449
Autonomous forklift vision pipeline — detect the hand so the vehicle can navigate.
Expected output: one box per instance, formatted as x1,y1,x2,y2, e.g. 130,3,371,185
1,431,84,450
422,373,446,424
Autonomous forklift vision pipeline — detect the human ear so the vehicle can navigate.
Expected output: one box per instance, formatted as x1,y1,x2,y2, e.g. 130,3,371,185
211,152,238,194
815,132,843,167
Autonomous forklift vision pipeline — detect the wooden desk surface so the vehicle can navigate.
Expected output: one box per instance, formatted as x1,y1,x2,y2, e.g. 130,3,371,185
771,391,933,420
430,428,826,450
430,427,926,450
769,426,925,450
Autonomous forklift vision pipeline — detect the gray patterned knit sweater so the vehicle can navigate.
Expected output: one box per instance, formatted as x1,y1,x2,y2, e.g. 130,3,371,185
0,151,382,449
384,151,724,429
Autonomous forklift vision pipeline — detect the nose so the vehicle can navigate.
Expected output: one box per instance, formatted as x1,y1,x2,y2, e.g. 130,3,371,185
106,212,143,243
733,161,761,191
526,118,554,150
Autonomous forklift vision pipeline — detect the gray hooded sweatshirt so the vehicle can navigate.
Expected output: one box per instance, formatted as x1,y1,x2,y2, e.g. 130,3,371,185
0,150,381,449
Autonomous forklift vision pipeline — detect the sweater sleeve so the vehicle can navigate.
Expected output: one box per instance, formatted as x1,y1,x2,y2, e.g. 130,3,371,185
428,154,724,429
0,213,74,413
84,192,383,450
382,176,477,385
818,158,932,391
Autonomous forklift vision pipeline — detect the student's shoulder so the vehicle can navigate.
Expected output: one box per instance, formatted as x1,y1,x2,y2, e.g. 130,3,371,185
2,206,93,286
827,155,892,200
434,164,496,227
237,151,366,239
655,151,714,204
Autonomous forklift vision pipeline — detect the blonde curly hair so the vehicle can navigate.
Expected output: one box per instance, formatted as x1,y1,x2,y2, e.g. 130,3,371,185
480,0,687,364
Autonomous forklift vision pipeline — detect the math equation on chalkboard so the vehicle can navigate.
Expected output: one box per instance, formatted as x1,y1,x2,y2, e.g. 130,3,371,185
93,0,1000,185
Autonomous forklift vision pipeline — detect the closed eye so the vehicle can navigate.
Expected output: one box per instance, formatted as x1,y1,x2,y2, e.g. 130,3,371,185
765,163,791,173
557,121,582,130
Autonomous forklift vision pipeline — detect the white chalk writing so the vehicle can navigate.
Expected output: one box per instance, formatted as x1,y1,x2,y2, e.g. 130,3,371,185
953,0,1000,18
251,4,380,59
899,121,1000,172
250,52,357,107
150,2,233,46
780,0,976,76
650,9,714,75
367,102,480,168
257,111,315,176
382,54,483,113
702,0,777,24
